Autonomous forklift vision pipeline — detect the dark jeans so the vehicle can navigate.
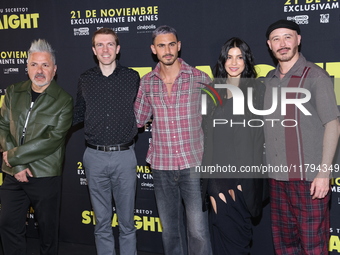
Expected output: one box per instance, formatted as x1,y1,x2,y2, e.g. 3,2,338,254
153,168,212,255
0,175,62,255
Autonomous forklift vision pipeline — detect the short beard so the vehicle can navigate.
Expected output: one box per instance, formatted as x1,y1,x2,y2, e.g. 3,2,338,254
274,46,298,62
33,79,51,87
36,83,49,87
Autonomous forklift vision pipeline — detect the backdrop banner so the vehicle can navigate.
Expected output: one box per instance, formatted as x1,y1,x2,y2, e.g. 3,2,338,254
1,0,340,253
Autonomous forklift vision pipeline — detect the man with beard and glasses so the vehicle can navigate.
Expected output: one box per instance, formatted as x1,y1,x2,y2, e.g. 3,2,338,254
134,25,212,255
0,39,73,255
264,19,339,254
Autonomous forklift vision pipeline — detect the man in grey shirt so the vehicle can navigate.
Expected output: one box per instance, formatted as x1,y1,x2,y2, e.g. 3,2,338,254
264,19,339,254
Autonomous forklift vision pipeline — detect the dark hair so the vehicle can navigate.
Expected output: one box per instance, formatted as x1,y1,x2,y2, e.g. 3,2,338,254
213,37,259,117
214,37,256,79
152,25,178,44
92,28,119,47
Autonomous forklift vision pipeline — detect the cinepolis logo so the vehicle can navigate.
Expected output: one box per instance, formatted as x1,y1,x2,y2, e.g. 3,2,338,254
200,83,312,128
3,68,19,74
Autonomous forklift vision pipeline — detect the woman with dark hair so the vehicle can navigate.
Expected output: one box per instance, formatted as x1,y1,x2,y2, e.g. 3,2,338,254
201,37,267,254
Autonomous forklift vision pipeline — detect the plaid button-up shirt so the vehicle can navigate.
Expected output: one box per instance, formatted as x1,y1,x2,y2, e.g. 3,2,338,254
134,58,211,170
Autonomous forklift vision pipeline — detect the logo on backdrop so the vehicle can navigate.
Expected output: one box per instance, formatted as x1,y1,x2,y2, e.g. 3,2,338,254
0,51,27,65
331,178,340,193
0,7,39,30
320,13,330,23
287,15,309,24
77,162,87,186
82,207,163,232
74,27,90,36
0,50,27,77
283,0,339,24
283,0,339,13
69,6,160,36
3,68,19,75
137,166,154,191
329,227,340,253
76,162,154,190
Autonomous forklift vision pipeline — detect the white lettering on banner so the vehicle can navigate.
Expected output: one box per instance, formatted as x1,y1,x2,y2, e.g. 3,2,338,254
201,85,311,116
284,2,339,12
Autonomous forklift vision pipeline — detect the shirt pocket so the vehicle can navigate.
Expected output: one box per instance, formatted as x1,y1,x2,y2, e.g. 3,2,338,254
146,91,167,107
178,88,201,108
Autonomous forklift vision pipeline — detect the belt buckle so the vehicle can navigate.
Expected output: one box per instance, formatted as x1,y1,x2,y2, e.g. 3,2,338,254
109,146,119,151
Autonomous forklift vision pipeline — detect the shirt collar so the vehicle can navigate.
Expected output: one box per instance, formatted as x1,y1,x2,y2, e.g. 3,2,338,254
149,58,193,79
15,79,60,99
271,53,307,79
93,61,122,77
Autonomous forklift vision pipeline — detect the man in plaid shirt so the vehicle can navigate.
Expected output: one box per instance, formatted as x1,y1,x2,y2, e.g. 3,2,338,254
134,25,212,255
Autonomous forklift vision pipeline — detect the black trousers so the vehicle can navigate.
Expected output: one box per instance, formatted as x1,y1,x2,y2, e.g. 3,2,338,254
0,175,62,255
